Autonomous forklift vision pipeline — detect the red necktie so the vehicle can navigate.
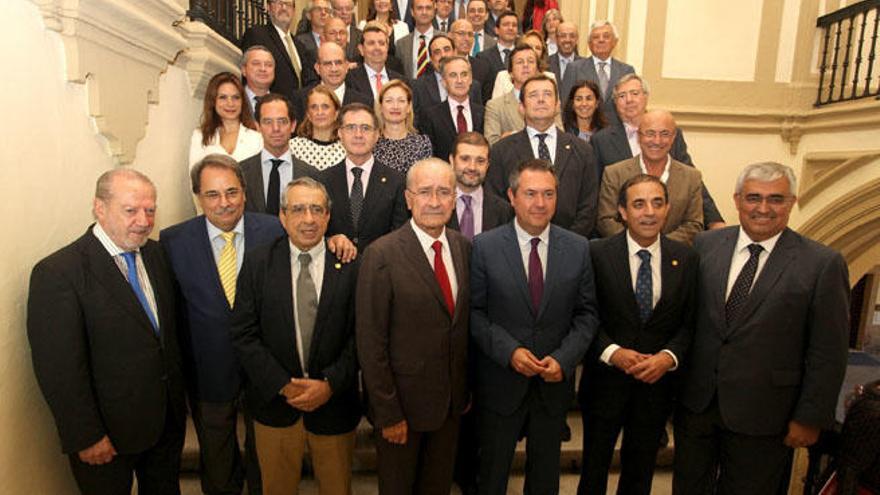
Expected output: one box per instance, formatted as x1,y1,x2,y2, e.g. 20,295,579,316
432,240,455,316
456,104,467,134
375,72,383,95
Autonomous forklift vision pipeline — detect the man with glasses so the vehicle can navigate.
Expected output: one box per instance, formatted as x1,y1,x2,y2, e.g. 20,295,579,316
548,22,582,102
597,110,704,245
231,176,362,495
357,158,471,494
161,155,285,495
330,0,364,64
297,41,371,121
322,103,409,250
411,34,482,122
591,74,726,230
241,0,305,98
674,161,850,495
294,0,332,87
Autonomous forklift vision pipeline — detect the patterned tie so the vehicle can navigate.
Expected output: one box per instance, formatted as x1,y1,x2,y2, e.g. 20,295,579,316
725,244,763,326
432,240,455,316
472,32,481,56
456,104,468,134
597,61,609,98
417,35,429,77
121,252,159,334
536,133,551,161
218,231,237,307
459,194,474,240
267,158,283,215
440,19,447,32
350,167,364,231
502,48,511,65
634,249,653,322
528,238,543,312
296,253,318,369
283,32,301,80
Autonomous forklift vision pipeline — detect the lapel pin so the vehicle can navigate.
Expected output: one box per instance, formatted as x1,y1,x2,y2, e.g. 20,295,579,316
334,262,342,270
381,176,387,183
672,259,679,267
565,144,571,150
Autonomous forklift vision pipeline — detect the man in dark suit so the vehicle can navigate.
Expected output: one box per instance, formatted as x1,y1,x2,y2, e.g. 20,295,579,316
487,74,599,237
471,159,599,494
28,169,186,495
447,131,512,238
449,18,494,103
474,10,516,87
357,158,471,494
161,155,284,495
293,0,330,87
231,177,361,495
330,0,363,63
241,93,320,216
240,0,304,99
418,56,485,161
673,162,850,494
346,24,406,105
241,45,276,116
578,174,698,495
560,20,633,126
590,74,725,229
466,0,497,55
411,34,483,123
434,0,456,31
322,103,409,250
395,0,437,79
549,22,582,99
295,41,372,121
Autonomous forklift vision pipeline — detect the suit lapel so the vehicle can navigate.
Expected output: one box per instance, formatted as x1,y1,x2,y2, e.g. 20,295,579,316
499,224,533,313
309,248,340,367
244,157,267,213
607,232,640,319
360,163,391,231
653,236,683,318
710,228,739,335
538,228,565,318
449,234,468,324
610,125,634,160
428,76,441,103
328,163,354,234
271,240,303,376
267,26,294,69
554,133,574,175
400,224,452,318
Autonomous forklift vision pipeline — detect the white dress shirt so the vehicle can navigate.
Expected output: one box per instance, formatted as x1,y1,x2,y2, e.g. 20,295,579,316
188,124,264,169
526,125,558,163
365,64,390,100
513,219,549,283
558,53,575,81
206,216,245,272
725,227,783,299
639,154,671,184
410,219,459,303
260,149,295,205
92,223,158,326
345,156,375,196
289,240,326,375
447,97,473,131
624,122,640,157
455,186,484,235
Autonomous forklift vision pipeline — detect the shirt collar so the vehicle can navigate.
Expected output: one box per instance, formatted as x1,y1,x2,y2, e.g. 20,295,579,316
364,64,387,80
262,148,293,163
448,97,471,111
735,227,783,256
526,125,558,140
206,215,245,242
92,222,132,257
273,23,290,41
625,229,661,259
638,154,671,183
456,185,483,206
346,155,375,174
289,238,326,261
514,218,550,248
593,55,612,65
559,53,575,63
410,218,449,246
416,26,434,37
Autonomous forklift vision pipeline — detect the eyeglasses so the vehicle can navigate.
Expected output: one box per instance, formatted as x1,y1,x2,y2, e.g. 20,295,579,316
284,204,327,216
740,193,792,206
319,59,346,67
639,130,674,140
340,123,376,134
408,187,455,199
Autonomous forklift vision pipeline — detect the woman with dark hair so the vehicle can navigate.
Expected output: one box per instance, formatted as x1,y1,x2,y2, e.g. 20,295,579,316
563,80,606,143
358,0,410,45
188,72,262,168
290,85,346,170
373,80,432,174
541,9,563,56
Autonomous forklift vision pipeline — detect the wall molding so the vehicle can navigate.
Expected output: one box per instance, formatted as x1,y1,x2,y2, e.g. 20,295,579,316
798,150,880,206
176,20,242,99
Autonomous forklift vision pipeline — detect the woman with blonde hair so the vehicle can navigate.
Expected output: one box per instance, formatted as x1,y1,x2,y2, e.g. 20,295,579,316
373,80,432,174
541,9,563,56
290,85,346,170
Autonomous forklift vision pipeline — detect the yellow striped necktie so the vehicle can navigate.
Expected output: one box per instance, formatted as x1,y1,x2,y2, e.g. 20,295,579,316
218,231,237,307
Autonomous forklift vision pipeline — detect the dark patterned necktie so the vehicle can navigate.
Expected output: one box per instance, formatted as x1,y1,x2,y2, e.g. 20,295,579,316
267,159,283,215
350,167,364,230
456,105,468,134
528,238,543,312
459,194,474,240
725,243,763,326
536,133,551,161
634,249,653,322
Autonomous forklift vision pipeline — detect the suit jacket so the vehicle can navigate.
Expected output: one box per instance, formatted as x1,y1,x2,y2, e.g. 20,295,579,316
346,24,364,65
446,188,513,234
230,237,361,434
475,44,506,89
27,229,186,455
356,223,471,431
294,33,319,88
345,64,406,106
321,159,409,249
395,31,428,80
469,54,495,103
579,232,697,408
590,124,724,225
681,227,850,435
560,56,634,126
392,0,415,31
487,129,598,237
159,213,284,403
411,70,483,126
293,82,372,122
418,98,485,161
549,52,584,93
470,223,599,415
484,90,565,144
597,157,704,245
240,24,302,98
240,152,321,214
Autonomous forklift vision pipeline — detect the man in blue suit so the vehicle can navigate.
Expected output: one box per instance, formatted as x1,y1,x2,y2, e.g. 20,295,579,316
470,159,600,495
161,154,285,495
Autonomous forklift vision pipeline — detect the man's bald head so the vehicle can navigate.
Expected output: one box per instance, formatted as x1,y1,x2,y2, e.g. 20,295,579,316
556,22,579,57
323,17,349,47
638,110,677,167
316,41,348,87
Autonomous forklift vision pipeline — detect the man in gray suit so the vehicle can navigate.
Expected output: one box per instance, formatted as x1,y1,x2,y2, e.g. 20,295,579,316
673,162,850,494
560,20,634,125
395,0,437,79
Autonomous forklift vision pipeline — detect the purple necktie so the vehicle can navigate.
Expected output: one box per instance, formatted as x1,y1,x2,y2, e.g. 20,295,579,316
459,195,474,240
528,237,543,312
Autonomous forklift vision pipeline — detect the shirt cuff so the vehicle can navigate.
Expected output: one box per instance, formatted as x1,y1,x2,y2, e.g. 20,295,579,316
660,349,679,371
599,344,621,365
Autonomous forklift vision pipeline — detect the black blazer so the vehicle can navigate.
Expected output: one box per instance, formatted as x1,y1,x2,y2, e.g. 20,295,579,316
418,99,485,161
469,54,495,103
241,24,302,98
231,238,361,434
294,33,319,88
590,123,723,225
321,159,409,249
475,45,506,94
487,129,598,237
446,188,513,234
240,152,321,214
411,69,483,126
27,230,186,455
345,65,406,106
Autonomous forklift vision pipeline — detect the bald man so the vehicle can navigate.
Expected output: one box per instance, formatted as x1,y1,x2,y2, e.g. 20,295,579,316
549,22,583,97
294,41,371,121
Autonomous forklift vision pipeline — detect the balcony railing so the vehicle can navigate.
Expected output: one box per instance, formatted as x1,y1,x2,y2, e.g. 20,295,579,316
815,0,880,106
188,0,268,46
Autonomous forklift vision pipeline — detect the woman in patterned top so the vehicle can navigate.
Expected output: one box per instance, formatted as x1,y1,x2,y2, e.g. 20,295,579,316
290,85,346,170
373,80,432,174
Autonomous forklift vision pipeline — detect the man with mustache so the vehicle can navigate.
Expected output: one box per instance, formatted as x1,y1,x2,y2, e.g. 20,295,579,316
596,110,704,245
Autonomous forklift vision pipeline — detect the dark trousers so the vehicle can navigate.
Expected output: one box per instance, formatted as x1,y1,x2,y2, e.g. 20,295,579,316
453,407,480,494
478,383,566,495
577,380,673,495
191,399,262,495
375,415,461,495
673,401,793,495
68,405,185,495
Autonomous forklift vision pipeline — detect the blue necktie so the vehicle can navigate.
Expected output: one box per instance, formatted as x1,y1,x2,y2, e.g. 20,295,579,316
121,252,159,334
635,249,653,322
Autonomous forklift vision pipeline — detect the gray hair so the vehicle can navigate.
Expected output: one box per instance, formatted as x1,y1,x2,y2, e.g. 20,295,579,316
281,176,333,210
614,73,649,95
240,45,275,67
735,162,798,195
95,168,155,202
589,20,619,40
439,55,471,75
406,158,455,190
190,154,246,194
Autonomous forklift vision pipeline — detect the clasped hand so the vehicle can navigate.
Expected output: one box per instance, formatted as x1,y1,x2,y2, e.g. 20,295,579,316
510,348,563,382
279,378,332,412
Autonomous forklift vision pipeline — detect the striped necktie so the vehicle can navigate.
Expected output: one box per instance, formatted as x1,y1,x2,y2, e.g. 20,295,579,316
417,35,429,77
218,231,237,307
